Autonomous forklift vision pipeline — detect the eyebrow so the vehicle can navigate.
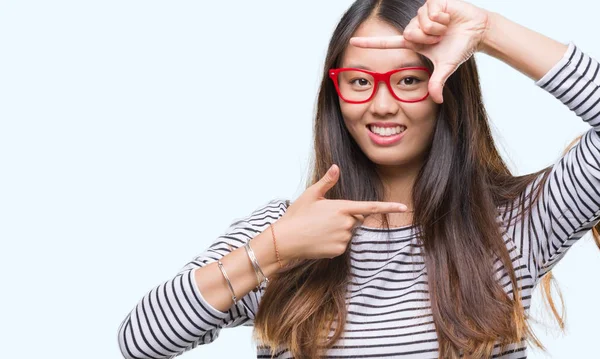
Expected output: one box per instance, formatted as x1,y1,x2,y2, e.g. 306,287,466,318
344,61,424,69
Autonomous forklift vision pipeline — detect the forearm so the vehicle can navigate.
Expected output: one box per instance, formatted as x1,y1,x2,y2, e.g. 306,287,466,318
118,200,294,359
480,11,569,82
195,228,291,313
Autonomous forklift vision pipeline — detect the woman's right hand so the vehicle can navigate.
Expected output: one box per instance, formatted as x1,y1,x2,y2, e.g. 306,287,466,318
274,164,409,261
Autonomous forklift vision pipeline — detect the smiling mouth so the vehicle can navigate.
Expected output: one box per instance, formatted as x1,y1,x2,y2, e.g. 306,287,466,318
367,124,407,137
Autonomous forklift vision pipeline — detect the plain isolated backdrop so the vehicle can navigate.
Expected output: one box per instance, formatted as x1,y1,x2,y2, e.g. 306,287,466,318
1,0,599,358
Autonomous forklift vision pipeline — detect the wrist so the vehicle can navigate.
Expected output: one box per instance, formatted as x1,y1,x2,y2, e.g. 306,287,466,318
269,217,300,263
477,10,500,54
478,11,502,56
251,225,293,273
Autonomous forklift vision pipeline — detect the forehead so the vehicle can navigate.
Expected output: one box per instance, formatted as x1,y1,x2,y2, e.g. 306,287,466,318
341,18,424,70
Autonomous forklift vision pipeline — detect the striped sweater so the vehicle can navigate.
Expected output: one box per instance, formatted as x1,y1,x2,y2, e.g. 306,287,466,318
117,42,600,358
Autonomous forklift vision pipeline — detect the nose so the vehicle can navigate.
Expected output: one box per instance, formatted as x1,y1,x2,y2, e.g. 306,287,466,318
370,80,399,116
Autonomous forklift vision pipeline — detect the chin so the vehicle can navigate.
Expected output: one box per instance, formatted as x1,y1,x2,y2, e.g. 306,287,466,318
366,153,413,167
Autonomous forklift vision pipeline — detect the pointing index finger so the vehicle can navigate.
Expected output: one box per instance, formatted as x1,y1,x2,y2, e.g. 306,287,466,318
338,200,408,216
349,35,408,49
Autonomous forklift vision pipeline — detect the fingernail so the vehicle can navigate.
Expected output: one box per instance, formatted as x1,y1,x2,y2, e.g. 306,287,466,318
398,204,408,211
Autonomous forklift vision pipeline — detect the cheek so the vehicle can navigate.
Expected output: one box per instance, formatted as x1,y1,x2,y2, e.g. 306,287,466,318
339,102,369,128
404,103,439,133
407,98,439,118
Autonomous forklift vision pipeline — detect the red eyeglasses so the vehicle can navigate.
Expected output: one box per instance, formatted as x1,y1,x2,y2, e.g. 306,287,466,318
329,67,432,104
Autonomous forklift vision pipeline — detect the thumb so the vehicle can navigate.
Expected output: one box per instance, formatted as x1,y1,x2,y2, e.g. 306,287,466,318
313,164,339,197
429,62,455,104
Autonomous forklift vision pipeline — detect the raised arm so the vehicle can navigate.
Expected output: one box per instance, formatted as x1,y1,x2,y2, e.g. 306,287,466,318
502,42,600,280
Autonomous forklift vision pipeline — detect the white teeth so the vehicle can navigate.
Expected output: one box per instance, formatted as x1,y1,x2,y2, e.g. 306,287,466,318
369,125,406,136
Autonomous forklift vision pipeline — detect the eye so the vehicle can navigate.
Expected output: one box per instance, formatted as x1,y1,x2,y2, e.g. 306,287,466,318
349,78,371,87
400,77,421,86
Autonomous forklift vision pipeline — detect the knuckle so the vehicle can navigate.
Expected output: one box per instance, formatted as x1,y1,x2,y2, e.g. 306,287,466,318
334,204,344,216
370,204,378,214
344,218,355,230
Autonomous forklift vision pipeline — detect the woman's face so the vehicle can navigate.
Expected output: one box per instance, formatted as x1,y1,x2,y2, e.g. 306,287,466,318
338,18,439,169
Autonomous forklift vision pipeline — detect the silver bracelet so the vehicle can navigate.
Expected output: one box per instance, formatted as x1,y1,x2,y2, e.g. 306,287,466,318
244,243,263,287
244,241,269,287
217,260,237,305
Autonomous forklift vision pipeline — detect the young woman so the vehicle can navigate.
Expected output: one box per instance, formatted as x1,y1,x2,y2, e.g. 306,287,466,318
118,0,600,358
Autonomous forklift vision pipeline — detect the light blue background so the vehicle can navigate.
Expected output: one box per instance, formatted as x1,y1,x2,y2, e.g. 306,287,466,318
1,0,598,358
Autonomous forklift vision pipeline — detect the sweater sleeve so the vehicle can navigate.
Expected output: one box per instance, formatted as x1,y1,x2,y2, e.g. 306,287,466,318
117,198,290,359
503,42,600,281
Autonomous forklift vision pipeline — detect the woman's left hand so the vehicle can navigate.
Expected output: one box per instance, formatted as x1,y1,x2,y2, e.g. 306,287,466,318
350,0,490,104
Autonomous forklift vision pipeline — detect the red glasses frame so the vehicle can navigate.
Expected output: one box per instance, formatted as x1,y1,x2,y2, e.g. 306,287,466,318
328,67,432,104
